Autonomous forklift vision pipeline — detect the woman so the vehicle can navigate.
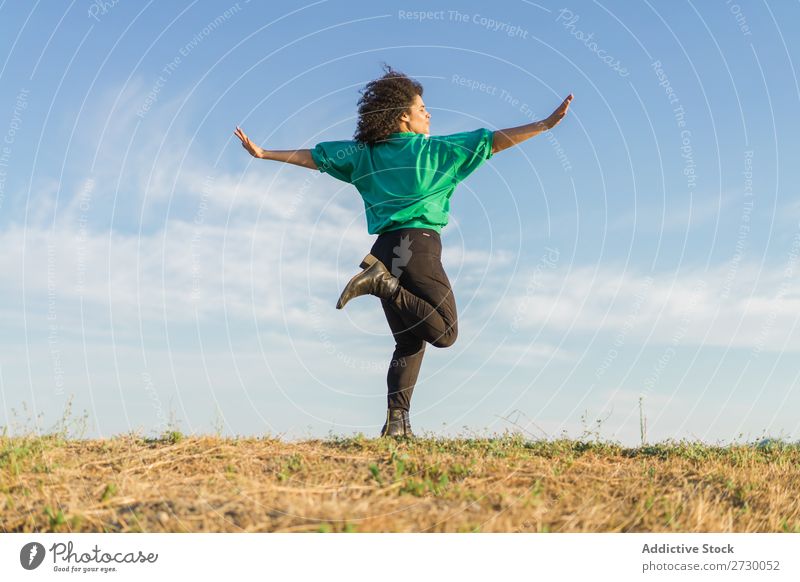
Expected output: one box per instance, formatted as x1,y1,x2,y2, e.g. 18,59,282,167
234,64,572,439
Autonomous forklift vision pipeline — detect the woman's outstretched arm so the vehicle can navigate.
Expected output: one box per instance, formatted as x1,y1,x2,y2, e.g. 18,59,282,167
233,126,318,170
492,94,573,155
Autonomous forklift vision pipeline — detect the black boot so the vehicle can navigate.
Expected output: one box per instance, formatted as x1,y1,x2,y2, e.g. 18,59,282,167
336,254,400,310
379,408,415,438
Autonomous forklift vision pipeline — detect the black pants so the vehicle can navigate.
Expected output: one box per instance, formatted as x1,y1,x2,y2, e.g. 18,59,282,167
369,227,458,412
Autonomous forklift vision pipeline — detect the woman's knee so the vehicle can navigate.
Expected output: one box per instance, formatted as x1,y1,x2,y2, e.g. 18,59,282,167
430,326,458,348
395,335,425,356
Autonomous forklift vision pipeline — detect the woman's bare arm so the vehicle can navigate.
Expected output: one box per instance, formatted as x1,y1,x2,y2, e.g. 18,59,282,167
492,94,573,155
233,126,318,170
258,148,317,169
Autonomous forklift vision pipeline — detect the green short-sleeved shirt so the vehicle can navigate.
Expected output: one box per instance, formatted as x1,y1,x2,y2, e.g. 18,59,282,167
310,128,494,234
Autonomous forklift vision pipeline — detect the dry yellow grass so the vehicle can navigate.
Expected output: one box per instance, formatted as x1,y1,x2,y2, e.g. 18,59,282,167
2,431,799,533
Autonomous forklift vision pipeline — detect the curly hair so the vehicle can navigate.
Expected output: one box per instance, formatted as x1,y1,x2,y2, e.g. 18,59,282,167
354,63,423,145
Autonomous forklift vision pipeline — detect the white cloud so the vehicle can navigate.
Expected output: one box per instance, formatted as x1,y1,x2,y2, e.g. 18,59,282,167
608,189,737,233
501,260,800,351
482,340,573,366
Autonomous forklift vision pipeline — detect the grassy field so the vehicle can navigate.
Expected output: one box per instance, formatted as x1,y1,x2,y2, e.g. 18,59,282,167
2,425,800,532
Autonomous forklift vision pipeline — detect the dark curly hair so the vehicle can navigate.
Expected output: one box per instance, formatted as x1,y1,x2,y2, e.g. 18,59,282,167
354,63,423,145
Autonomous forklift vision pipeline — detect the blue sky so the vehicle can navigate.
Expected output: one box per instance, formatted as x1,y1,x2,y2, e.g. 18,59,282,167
1,0,799,445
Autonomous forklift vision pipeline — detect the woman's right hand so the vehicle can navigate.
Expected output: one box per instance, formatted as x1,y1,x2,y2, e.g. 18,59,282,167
546,94,573,129
234,126,264,158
